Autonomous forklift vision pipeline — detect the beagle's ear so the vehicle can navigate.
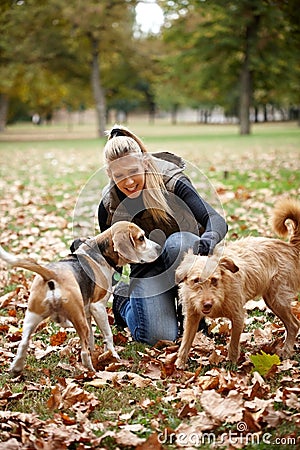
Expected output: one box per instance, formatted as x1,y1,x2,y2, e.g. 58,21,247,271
220,257,239,273
112,229,140,263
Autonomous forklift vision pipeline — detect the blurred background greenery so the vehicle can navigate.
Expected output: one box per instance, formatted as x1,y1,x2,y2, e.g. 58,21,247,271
0,0,299,137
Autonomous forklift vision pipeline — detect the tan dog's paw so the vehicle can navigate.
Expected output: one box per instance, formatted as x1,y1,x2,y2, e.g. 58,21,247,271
228,349,239,363
175,358,186,370
278,346,295,360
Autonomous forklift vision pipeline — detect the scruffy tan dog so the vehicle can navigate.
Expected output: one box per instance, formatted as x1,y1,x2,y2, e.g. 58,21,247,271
175,198,300,369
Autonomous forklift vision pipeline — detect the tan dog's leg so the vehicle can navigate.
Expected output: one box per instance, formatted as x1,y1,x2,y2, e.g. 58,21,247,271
90,302,120,360
264,289,299,358
175,311,201,369
10,310,45,375
227,311,245,363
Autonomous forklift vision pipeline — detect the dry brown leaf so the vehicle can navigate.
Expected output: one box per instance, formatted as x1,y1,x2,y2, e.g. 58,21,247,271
198,374,219,391
208,349,226,365
262,404,288,427
160,352,177,378
47,382,99,411
35,345,59,360
143,362,162,380
114,429,145,447
128,372,153,388
120,423,146,433
136,432,165,450
242,409,261,432
0,438,21,450
50,330,67,346
177,402,198,419
0,385,12,400
0,289,21,308
244,397,274,415
60,382,99,410
200,390,244,424
176,411,217,434
177,387,201,403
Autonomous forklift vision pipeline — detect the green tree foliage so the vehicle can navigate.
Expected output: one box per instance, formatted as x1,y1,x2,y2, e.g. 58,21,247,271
60,0,138,135
160,0,300,134
0,0,90,129
0,0,139,134
1,0,298,133
103,31,163,123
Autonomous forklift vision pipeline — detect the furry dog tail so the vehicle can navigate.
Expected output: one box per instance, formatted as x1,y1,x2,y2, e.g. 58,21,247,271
272,198,300,250
0,244,56,281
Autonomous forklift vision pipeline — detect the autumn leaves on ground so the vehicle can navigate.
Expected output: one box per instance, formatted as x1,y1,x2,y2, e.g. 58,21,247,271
0,123,299,449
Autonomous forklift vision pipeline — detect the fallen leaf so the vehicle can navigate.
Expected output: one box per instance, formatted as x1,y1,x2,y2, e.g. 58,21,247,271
136,432,165,450
35,346,60,360
200,389,244,424
114,429,145,447
50,331,67,346
249,351,281,377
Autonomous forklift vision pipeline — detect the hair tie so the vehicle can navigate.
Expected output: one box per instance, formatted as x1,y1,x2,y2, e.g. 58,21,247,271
109,128,125,139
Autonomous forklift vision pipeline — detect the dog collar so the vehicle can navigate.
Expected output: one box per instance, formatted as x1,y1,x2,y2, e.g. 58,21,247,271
76,239,121,272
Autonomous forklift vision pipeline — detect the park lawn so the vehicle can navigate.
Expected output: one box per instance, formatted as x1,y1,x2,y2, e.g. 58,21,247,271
0,121,299,448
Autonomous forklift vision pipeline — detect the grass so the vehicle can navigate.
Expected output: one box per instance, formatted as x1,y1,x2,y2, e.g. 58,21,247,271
0,120,300,448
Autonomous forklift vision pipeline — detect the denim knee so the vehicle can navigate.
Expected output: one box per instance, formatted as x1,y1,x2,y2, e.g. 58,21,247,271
123,290,178,346
162,232,200,268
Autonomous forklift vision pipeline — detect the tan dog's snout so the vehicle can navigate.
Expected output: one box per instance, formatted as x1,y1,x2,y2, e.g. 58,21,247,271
202,299,213,314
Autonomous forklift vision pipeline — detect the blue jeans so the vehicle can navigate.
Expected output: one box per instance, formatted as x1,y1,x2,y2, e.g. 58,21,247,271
119,232,200,345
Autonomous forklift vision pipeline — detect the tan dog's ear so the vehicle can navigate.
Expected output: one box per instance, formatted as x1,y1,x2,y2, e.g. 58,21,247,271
112,229,140,263
176,251,203,284
175,252,195,284
220,257,239,273
175,264,189,284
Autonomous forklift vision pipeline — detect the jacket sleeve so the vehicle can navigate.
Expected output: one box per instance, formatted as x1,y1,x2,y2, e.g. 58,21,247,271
98,201,110,232
174,177,228,254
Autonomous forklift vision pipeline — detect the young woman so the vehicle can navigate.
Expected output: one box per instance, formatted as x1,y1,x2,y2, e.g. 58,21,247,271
98,125,228,345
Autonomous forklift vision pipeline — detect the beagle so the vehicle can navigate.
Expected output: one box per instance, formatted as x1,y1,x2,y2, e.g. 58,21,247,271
0,221,160,374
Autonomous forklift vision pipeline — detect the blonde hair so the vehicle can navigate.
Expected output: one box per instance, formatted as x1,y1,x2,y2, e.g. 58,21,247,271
104,126,172,225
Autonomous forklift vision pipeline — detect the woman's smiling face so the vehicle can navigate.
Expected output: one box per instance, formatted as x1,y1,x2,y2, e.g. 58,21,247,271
108,155,145,198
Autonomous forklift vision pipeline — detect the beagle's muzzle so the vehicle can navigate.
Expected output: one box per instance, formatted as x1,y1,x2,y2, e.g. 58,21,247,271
0,221,160,374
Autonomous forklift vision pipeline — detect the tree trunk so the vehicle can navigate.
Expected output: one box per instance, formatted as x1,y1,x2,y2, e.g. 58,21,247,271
239,36,251,135
146,92,155,124
239,12,261,135
0,94,9,132
148,102,155,124
254,106,259,123
171,104,178,125
90,37,106,137
264,105,268,122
